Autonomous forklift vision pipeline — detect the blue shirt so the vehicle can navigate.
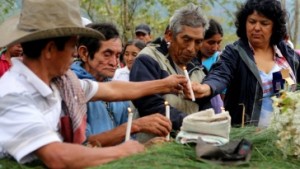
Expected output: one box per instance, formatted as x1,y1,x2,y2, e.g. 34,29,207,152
71,61,129,137
202,52,219,71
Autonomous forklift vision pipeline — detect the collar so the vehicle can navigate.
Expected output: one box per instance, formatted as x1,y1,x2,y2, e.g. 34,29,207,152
248,41,283,59
11,58,53,97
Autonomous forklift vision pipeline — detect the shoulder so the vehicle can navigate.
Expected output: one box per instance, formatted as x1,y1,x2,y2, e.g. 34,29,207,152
0,71,30,97
277,40,299,58
221,40,251,58
79,79,99,101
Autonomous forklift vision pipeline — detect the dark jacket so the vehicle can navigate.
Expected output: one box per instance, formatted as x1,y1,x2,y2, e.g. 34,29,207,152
203,39,300,126
130,37,211,130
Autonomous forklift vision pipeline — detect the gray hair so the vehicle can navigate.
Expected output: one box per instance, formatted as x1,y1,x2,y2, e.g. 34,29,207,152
169,3,208,38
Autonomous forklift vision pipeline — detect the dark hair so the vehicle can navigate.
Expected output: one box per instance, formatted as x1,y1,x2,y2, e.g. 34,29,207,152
120,39,146,63
78,22,119,60
235,0,287,45
204,19,223,39
21,36,71,59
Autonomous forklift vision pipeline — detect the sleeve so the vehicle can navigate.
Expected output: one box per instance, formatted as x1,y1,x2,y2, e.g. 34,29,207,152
130,54,187,130
202,44,239,96
0,94,62,164
278,40,300,85
79,79,99,101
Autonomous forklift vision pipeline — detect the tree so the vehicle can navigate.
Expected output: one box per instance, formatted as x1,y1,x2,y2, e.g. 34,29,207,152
281,0,300,48
80,0,156,42
0,0,19,24
79,0,242,46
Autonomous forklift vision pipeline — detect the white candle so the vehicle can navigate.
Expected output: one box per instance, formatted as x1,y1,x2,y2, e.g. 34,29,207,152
125,107,133,141
183,66,195,101
165,101,170,141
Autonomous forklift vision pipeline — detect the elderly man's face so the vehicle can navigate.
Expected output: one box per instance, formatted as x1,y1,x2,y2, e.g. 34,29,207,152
85,38,122,79
167,25,204,67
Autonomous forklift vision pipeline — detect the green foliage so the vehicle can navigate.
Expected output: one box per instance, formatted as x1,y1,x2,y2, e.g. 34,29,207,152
0,0,17,24
97,127,300,169
79,0,242,45
2,127,300,169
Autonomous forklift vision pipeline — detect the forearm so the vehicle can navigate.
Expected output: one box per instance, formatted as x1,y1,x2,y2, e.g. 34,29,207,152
88,123,140,147
95,80,170,102
36,142,132,169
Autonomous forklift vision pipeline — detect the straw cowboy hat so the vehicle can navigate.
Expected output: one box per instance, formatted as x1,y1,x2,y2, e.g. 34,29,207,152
0,0,104,47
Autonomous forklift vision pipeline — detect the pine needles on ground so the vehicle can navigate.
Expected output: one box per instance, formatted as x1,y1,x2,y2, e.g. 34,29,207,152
1,127,300,169
97,127,300,169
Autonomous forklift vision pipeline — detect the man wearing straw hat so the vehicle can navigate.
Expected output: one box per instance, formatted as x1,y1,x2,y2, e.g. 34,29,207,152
0,0,187,168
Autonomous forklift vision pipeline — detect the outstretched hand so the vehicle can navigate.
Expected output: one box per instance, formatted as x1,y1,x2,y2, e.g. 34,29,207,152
183,82,211,99
132,113,172,136
162,74,187,94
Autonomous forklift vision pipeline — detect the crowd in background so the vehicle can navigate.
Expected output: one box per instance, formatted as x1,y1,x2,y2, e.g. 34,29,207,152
0,0,300,168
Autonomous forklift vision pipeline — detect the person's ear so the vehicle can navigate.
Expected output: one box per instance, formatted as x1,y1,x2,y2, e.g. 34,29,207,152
165,30,172,43
43,41,56,59
78,45,89,62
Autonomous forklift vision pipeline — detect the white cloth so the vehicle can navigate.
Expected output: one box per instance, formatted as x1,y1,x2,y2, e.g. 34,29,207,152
176,108,231,145
0,58,98,163
176,131,229,146
113,66,130,81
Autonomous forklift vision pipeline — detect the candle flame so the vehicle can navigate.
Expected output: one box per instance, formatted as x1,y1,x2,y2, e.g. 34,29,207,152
182,66,186,70
127,107,132,113
164,101,169,106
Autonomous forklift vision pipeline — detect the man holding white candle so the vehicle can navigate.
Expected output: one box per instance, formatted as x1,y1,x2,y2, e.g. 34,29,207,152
72,22,174,147
130,3,212,134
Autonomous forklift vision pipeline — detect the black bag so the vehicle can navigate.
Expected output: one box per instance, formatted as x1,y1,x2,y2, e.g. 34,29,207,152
196,137,252,166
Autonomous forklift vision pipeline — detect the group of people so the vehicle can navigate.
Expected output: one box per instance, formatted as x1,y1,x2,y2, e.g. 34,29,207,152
0,0,299,168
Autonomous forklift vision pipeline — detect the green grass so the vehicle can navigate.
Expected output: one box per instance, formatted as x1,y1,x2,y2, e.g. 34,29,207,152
1,127,300,169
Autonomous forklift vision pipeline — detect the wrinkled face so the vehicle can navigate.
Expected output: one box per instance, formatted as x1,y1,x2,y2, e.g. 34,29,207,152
167,25,204,67
135,32,151,43
51,36,77,77
246,11,273,47
87,38,122,78
200,34,222,59
124,44,141,70
7,43,23,57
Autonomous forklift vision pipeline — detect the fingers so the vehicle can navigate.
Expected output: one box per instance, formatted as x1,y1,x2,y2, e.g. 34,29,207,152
167,75,187,86
121,140,145,154
150,114,172,136
136,113,172,136
192,83,211,98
